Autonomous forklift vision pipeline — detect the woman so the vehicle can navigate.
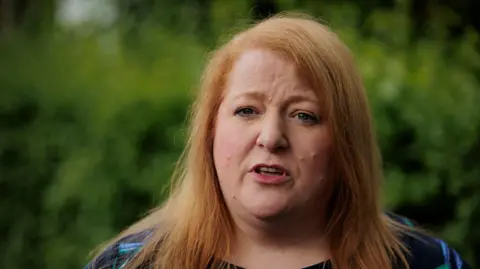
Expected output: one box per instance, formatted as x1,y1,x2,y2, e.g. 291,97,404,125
85,14,471,269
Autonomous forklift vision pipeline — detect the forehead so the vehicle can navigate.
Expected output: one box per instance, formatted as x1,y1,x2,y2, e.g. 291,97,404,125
229,49,295,84
226,49,315,99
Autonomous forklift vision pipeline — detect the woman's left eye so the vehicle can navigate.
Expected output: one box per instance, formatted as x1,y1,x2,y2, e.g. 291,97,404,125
234,107,257,117
294,112,319,124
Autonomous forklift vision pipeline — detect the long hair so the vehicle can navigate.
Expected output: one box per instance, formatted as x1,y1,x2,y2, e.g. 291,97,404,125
103,13,411,269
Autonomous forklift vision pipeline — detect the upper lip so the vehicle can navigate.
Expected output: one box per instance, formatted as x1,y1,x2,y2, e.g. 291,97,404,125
249,163,290,176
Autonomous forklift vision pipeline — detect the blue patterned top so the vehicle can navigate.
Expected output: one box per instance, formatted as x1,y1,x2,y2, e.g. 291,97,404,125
84,214,471,269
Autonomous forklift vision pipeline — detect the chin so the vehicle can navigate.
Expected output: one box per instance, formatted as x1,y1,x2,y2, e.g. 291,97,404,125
243,195,291,220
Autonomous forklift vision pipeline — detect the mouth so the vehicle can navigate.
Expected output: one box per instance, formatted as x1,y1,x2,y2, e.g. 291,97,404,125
250,163,290,177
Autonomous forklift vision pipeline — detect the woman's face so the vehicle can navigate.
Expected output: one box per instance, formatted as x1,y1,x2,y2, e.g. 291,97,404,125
213,49,332,222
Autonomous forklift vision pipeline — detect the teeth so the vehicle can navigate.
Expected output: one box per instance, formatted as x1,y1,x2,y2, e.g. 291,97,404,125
257,167,284,174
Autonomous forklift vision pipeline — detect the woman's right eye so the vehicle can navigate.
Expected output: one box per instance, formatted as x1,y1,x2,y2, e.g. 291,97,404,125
234,107,257,117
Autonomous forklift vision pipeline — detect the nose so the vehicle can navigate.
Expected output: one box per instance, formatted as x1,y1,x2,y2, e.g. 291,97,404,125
256,113,288,151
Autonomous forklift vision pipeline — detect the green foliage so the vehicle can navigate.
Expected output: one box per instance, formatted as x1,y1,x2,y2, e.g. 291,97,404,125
0,2,479,269
0,28,204,268
331,6,480,264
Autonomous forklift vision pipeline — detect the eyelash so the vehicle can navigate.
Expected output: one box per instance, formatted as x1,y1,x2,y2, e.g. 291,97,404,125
234,107,319,124
234,107,258,117
293,112,319,124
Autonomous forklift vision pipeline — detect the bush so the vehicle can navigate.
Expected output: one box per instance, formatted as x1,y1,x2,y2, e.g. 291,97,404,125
0,29,204,268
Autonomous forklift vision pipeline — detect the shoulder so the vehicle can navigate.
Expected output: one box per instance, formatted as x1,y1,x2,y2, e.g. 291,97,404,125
386,212,471,269
84,230,152,269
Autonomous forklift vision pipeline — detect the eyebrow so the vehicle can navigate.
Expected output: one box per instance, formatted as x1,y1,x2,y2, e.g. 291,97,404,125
284,93,319,105
231,91,266,101
231,90,319,105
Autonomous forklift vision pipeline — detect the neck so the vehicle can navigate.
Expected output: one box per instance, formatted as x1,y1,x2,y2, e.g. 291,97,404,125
240,211,326,246
226,210,331,268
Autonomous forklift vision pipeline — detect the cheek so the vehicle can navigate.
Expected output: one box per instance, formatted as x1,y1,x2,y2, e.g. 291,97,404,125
311,150,330,173
213,117,244,178
301,137,332,176
213,138,233,171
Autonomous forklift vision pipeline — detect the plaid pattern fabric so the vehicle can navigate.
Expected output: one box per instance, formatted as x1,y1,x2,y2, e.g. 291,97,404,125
403,229,470,269
84,214,471,269
84,230,151,269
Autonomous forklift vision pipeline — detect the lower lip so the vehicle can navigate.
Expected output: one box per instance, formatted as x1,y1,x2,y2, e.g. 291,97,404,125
252,172,291,185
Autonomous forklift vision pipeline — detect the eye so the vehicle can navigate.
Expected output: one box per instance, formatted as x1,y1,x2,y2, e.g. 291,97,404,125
234,107,258,117
294,112,319,124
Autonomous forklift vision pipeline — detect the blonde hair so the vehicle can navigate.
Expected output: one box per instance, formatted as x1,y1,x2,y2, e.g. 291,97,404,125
102,13,412,269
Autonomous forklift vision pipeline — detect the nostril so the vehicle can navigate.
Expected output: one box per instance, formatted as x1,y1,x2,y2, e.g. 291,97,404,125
256,136,288,151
